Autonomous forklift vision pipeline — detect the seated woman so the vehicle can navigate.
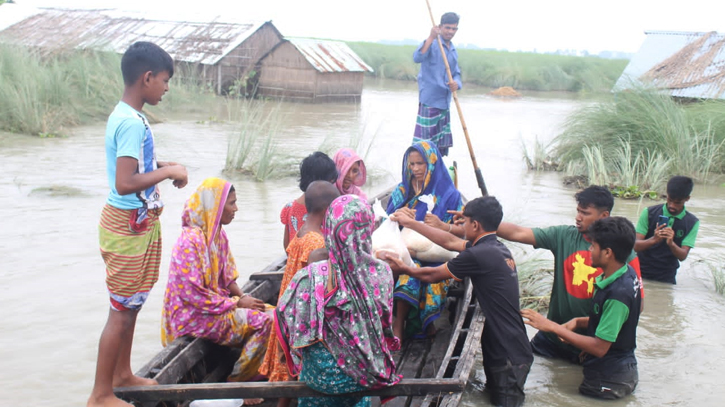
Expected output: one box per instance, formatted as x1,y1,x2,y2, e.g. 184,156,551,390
280,151,338,250
161,178,272,392
333,147,368,201
276,195,401,407
386,141,463,340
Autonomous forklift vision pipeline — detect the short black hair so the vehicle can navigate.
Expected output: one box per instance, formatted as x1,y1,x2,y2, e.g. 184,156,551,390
298,151,338,192
588,217,635,264
304,180,340,214
121,41,174,86
462,196,502,232
575,185,613,213
440,12,459,25
667,176,694,200
229,185,235,193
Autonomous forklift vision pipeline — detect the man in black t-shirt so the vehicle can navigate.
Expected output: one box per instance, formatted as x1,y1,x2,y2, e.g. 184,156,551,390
522,217,642,400
382,196,533,407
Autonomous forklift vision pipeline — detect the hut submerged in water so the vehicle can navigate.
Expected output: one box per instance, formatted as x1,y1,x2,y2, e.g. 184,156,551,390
255,38,373,103
0,5,283,94
613,30,725,100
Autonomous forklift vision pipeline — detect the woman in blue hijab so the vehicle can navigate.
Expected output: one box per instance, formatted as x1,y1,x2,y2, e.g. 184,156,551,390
386,141,463,340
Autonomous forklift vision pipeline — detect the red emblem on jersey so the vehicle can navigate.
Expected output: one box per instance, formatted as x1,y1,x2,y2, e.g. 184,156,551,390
562,251,603,299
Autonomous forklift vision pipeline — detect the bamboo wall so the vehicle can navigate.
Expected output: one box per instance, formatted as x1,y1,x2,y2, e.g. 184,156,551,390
257,41,365,103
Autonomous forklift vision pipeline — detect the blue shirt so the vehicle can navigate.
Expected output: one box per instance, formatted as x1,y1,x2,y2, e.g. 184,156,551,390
104,101,163,210
413,39,462,110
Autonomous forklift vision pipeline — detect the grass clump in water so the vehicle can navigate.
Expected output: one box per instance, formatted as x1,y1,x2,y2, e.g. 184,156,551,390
554,88,725,192
224,99,289,182
0,45,217,136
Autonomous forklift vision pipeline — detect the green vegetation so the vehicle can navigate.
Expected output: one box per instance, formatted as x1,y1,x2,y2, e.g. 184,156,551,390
554,88,725,193
0,45,216,136
509,246,552,312
347,42,628,93
223,99,290,182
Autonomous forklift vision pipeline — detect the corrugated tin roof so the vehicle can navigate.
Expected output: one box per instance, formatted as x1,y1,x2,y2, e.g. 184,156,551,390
613,30,725,99
286,38,373,73
0,6,274,65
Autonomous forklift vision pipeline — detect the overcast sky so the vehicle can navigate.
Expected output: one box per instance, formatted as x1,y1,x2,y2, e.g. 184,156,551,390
15,0,725,54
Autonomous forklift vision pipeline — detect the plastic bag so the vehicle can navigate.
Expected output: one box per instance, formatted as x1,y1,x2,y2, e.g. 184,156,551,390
401,193,458,263
371,199,414,267
401,227,458,263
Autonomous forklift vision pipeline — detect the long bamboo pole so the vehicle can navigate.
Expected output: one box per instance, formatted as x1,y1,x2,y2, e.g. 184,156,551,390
424,0,488,196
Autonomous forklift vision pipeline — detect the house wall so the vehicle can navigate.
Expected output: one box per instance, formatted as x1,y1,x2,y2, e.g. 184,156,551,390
257,42,365,103
214,22,283,93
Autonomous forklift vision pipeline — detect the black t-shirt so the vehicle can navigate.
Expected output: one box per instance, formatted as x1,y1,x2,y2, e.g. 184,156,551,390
446,234,533,367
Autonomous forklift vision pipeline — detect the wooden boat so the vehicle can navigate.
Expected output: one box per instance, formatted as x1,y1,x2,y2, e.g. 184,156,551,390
115,187,483,407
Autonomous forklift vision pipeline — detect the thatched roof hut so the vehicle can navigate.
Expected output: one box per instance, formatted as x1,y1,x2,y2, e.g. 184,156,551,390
0,5,283,93
614,30,725,100
256,38,373,103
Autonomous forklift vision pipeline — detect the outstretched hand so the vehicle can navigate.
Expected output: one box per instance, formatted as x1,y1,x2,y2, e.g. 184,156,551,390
424,213,445,229
377,251,407,277
521,309,557,333
238,295,266,312
447,210,465,225
391,207,416,227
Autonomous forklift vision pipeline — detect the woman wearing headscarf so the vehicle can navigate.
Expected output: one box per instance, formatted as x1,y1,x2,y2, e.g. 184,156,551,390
333,148,368,201
161,178,272,388
386,141,463,340
276,195,401,407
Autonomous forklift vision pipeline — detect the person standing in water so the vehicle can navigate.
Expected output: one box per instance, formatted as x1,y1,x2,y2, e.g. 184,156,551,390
412,12,462,157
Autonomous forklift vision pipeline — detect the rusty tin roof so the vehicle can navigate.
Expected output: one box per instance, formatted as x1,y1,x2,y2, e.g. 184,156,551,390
286,38,373,73
614,30,725,99
0,6,274,65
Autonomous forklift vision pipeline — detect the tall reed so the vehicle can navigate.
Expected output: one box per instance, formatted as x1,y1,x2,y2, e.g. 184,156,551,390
555,88,725,189
347,42,628,93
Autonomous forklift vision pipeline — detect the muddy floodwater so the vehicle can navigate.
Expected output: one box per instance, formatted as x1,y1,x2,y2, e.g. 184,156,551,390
2,80,724,406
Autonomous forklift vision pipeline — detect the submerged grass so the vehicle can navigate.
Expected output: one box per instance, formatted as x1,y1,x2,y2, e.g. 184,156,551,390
509,246,553,312
224,99,290,181
554,88,725,191
347,42,628,93
0,44,217,136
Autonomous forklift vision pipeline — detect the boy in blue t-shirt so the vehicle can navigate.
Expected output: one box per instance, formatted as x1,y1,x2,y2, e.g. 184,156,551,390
523,217,642,400
88,42,188,407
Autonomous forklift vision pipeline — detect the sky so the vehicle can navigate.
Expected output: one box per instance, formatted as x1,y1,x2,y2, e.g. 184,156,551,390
12,0,725,54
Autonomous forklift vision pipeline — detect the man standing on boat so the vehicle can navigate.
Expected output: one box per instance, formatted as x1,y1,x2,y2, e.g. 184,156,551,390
412,12,462,157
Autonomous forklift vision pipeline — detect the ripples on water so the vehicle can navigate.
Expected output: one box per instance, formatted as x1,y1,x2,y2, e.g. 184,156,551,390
1,80,724,406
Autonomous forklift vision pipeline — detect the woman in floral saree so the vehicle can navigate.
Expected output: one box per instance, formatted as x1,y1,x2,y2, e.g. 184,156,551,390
161,177,272,385
276,195,401,407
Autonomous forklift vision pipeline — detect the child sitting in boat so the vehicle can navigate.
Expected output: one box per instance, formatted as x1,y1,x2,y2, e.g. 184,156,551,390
333,147,368,201
280,151,338,250
259,180,340,407
161,178,272,405
276,195,401,407
386,141,463,341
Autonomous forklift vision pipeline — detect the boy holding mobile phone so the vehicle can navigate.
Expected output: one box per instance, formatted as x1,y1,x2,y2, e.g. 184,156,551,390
634,176,699,284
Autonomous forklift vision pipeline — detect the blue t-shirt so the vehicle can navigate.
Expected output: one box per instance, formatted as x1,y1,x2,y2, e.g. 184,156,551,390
105,101,163,210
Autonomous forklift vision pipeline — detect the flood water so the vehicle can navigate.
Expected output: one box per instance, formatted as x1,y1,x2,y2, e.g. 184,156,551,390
1,79,724,406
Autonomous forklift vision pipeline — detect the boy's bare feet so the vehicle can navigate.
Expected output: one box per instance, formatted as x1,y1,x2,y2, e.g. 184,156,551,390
87,394,134,407
113,375,159,388
244,399,264,406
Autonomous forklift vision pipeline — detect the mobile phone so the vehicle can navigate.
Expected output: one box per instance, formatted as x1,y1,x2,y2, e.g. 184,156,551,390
657,215,669,228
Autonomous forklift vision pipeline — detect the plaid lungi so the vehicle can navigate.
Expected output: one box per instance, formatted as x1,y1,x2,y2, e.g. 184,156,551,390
413,103,452,156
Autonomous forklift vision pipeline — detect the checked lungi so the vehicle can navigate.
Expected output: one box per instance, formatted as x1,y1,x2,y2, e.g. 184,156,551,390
413,103,452,156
